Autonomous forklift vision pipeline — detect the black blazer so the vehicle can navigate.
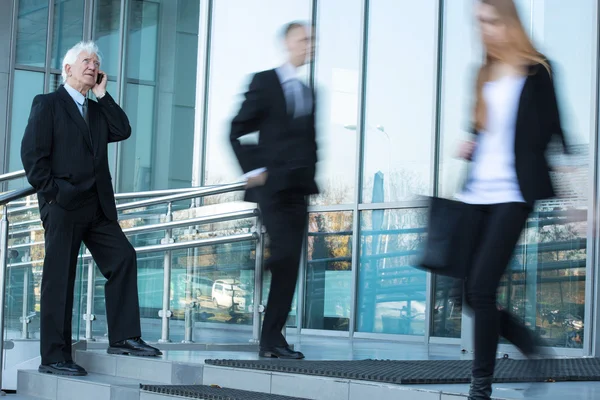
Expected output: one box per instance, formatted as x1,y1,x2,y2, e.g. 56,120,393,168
21,85,131,221
469,62,569,206
230,69,318,202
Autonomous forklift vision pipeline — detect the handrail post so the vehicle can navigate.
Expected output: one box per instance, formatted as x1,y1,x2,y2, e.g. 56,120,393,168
84,258,96,341
159,202,173,343
251,215,265,344
183,247,195,343
0,205,10,394
20,266,30,339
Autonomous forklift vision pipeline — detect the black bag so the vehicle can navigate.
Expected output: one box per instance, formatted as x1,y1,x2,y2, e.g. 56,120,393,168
419,197,478,279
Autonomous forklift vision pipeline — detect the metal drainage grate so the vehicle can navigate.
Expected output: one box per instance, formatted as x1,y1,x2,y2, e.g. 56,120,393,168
205,357,600,385
139,384,310,400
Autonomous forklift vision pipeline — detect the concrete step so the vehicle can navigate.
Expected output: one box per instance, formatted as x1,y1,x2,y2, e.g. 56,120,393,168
75,350,203,385
200,364,516,400
17,370,148,400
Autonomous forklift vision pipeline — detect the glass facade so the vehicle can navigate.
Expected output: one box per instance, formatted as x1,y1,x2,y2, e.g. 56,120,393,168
1,0,599,356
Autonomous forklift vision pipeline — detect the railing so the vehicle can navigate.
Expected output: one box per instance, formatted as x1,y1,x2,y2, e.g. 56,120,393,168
0,171,266,390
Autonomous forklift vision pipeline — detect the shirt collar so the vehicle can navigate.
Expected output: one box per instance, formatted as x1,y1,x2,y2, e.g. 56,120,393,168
63,83,87,106
276,62,297,84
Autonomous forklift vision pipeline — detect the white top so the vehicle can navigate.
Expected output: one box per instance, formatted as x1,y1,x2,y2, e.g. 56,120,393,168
456,74,527,205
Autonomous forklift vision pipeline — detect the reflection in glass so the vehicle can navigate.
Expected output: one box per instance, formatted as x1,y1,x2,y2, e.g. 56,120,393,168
361,0,437,203
92,205,258,342
9,71,45,181
126,0,158,81
499,209,587,348
304,212,353,331
431,275,462,338
119,0,199,193
310,0,362,206
204,0,312,189
51,0,85,70
16,0,49,67
5,203,84,343
357,209,428,335
93,0,121,77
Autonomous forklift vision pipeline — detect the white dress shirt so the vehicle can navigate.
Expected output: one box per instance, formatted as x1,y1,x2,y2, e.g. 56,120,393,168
63,83,87,117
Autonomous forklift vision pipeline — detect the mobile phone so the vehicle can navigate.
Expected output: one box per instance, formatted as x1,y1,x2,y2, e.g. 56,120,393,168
96,73,104,85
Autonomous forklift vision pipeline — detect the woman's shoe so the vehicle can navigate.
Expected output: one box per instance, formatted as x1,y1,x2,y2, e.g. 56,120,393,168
468,375,493,400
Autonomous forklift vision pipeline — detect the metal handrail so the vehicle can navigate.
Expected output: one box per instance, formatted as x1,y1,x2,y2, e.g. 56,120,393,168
5,181,246,215
0,170,26,183
7,232,258,268
0,187,37,206
8,209,259,251
117,182,246,211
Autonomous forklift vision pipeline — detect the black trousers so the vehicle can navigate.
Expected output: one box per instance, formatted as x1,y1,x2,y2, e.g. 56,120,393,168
258,190,306,347
40,196,141,365
464,202,535,378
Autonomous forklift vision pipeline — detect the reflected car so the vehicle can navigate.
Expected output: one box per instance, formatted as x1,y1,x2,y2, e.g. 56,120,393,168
212,279,249,311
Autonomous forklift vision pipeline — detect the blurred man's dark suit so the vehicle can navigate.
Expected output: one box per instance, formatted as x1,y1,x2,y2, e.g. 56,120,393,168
230,67,318,351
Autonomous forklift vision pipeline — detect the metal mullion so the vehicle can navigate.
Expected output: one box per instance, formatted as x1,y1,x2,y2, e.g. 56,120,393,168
426,0,445,344
348,0,370,338
296,0,319,336
358,200,428,211
114,0,129,191
196,0,214,193
3,0,19,177
83,0,94,41
13,65,45,72
585,0,600,357
307,204,354,213
43,0,55,94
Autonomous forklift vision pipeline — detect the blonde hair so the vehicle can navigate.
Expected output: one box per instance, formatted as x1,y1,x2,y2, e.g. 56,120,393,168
474,0,549,132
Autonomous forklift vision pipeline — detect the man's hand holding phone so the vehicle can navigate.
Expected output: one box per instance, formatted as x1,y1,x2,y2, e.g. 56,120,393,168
92,71,107,99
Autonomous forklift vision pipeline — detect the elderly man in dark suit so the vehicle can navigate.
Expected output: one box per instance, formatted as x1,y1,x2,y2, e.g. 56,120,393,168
21,41,160,377
230,22,318,359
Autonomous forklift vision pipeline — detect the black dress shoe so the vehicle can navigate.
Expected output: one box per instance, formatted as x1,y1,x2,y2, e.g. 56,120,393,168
259,345,305,359
107,337,162,357
38,361,87,376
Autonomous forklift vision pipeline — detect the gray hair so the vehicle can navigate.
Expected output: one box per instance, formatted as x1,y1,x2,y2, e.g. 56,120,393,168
61,41,102,83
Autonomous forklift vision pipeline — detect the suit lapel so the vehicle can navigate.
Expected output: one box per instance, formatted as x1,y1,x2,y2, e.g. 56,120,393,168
88,101,100,156
57,86,93,152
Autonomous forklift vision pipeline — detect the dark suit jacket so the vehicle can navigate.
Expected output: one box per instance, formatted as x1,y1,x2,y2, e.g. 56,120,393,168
21,85,131,221
469,61,570,206
230,69,319,203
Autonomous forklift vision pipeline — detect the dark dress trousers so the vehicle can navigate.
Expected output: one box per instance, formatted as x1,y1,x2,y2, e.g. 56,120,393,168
21,86,141,365
230,69,318,347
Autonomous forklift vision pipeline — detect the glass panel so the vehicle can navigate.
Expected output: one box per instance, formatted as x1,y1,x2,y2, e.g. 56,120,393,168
5,200,85,343
16,0,49,67
361,0,437,203
93,0,121,77
120,83,155,192
9,70,45,189
431,275,462,338
204,0,312,190
304,211,353,331
310,0,362,206
126,0,158,82
51,0,85,70
498,0,595,349
357,209,428,335
89,204,258,342
118,0,199,193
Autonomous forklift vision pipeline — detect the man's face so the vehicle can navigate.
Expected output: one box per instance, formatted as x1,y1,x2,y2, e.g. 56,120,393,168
66,51,100,90
285,25,314,67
